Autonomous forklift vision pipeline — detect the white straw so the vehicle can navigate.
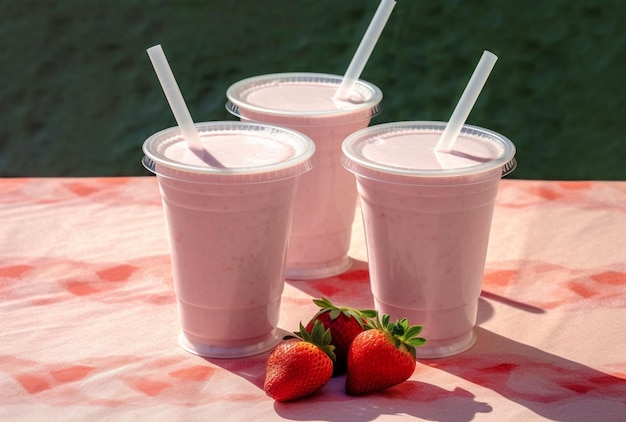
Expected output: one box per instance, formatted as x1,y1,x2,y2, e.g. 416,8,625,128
435,51,498,152
147,44,203,152
334,0,396,100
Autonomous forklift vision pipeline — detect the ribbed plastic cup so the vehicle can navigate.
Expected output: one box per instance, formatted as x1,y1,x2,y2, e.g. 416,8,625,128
226,73,383,279
342,121,516,358
143,122,315,358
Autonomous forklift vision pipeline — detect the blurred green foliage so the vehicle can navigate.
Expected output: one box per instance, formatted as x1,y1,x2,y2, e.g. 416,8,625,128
1,0,625,179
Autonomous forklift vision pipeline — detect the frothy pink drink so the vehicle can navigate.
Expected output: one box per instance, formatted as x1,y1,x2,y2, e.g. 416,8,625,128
143,122,315,358
342,121,516,358
226,73,383,279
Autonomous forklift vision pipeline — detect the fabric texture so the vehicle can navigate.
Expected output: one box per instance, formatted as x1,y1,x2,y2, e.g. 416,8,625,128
1,177,625,421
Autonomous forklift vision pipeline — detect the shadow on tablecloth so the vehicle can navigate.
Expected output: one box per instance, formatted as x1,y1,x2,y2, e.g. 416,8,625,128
424,327,626,422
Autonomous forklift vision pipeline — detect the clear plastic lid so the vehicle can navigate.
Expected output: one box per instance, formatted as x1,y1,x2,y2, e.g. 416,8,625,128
142,122,315,183
342,121,516,179
225,73,383,124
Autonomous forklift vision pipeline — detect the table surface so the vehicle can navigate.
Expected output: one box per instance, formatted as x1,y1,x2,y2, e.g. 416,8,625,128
1,177,625,421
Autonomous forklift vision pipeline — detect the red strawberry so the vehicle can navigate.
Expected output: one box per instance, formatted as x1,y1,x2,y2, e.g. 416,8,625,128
346,314,426,395
264,321,335,402
305,297,377,375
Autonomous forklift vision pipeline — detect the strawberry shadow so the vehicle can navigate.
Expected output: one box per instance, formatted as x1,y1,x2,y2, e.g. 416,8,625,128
423,327,626,421
273,376,491,421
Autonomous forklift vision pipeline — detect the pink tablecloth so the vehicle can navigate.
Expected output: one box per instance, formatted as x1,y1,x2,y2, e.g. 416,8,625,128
1,177,625,421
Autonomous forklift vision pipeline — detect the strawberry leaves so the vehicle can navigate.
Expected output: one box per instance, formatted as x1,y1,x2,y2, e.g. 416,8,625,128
311,297,377,329
299,321,336,362
368,313,426,358
284,321,336,362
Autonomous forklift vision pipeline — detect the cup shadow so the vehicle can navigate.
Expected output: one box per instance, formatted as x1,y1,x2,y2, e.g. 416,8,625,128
286,259,539,328
203,353,269,390
424,327,626,422
285,258,376,311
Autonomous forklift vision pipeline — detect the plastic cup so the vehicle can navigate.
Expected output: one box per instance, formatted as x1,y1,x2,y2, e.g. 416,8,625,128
142,122,315,358
226,73,383,279
342,121,516,358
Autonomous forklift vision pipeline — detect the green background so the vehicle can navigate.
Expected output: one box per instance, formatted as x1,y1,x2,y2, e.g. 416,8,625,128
2,0,625,179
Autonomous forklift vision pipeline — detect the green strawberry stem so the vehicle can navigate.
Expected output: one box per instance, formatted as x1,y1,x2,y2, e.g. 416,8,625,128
368,314,427,358
311,297,378,329
284,321,336,362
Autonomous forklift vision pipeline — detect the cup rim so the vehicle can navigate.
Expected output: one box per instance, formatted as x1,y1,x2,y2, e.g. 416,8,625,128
225,72,383,119
342,121,516,179
142,121,316,182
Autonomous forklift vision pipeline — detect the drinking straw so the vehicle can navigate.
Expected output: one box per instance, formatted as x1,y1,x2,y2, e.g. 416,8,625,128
334,0,396,100
435,51,498,152
147,44,204,153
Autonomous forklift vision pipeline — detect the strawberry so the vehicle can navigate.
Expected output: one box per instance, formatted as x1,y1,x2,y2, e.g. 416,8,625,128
305,297,377,375
346,314,426,395
264,321,335,402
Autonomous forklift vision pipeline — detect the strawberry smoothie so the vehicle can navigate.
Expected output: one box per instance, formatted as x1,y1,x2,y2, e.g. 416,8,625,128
342,121,516,358
142,122,315,358
226,73,383,279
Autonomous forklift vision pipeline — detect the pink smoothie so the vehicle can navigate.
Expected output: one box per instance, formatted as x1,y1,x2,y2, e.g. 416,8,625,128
342,122,515,358
227,73,383,279
143,122,314,358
